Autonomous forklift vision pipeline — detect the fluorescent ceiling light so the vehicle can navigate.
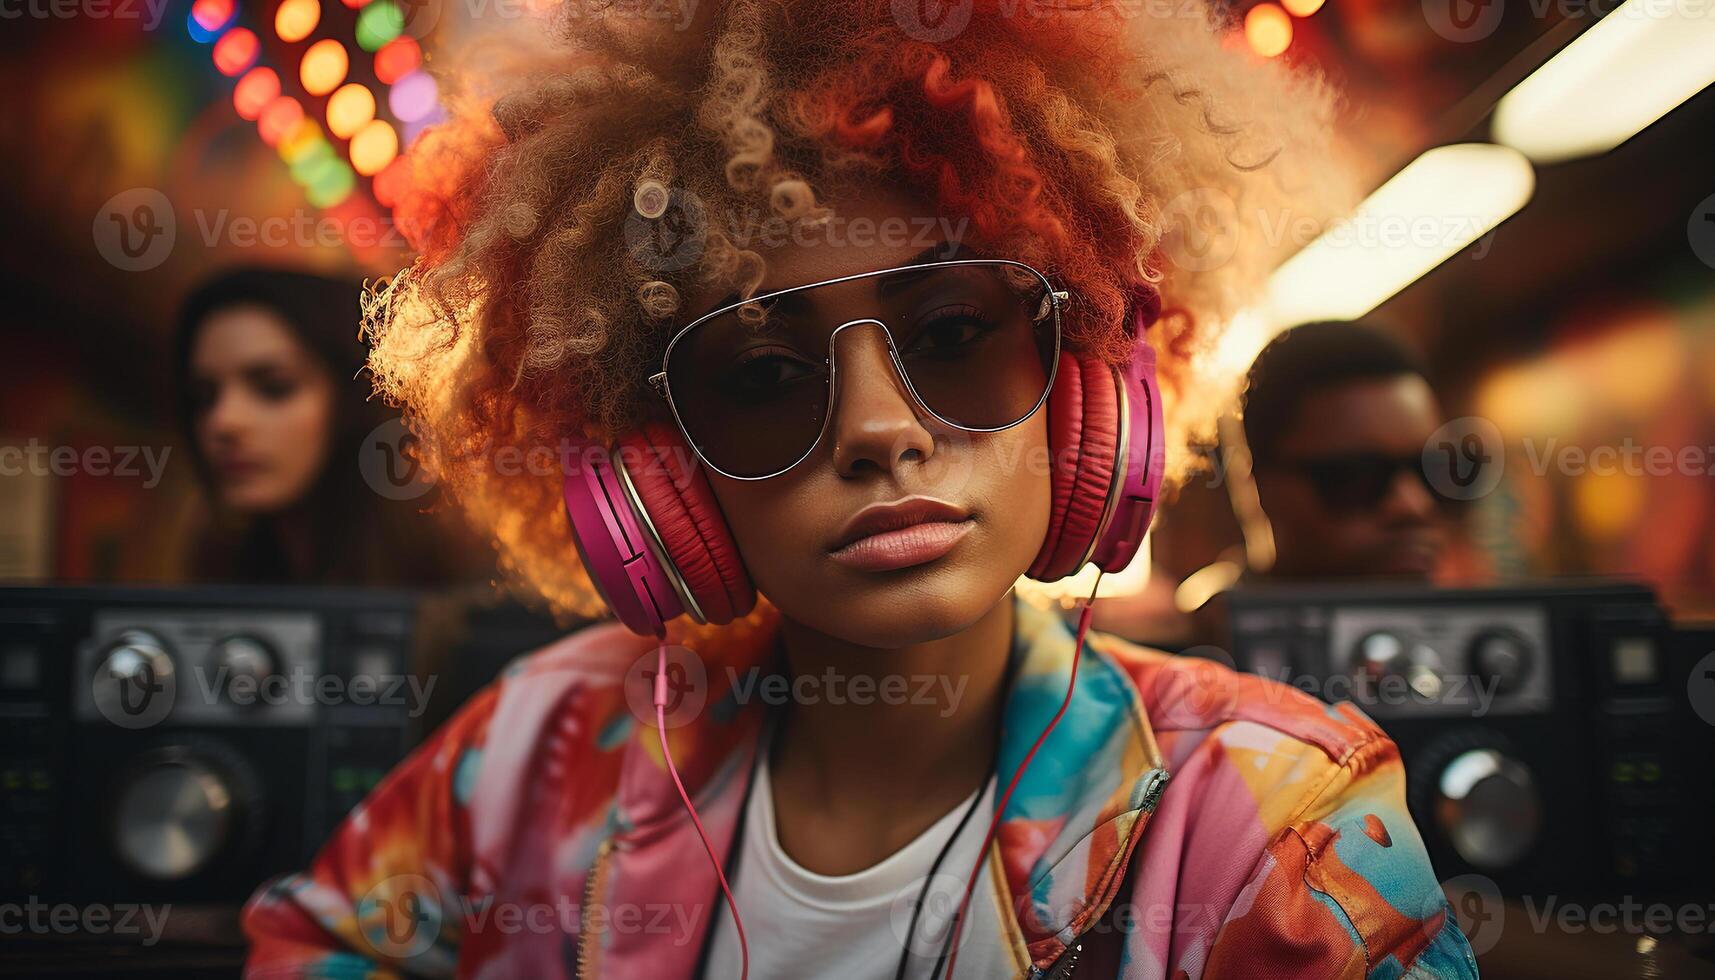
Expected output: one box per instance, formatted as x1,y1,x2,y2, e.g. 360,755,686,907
1493,0,1715,163
1263,143,1535,327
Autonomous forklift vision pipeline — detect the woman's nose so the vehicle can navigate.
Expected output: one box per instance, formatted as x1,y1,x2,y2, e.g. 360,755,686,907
826,322,937,478
201,387,251,443
202,391,243,437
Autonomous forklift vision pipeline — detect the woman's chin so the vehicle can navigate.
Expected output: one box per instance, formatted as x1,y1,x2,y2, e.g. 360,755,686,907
220,483,301,515
784,563,1012,649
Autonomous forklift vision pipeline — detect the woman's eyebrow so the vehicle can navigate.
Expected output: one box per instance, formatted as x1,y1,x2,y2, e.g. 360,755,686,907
879,242,984,296
905,240,980,265
240,360,297,381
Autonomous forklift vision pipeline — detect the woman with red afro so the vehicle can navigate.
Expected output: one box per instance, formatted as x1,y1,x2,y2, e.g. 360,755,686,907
242,2,1477,976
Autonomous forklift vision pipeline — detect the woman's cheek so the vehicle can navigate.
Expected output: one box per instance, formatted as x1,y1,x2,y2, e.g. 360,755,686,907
977,415,1053,560
708,474,812,590
270,383,338,504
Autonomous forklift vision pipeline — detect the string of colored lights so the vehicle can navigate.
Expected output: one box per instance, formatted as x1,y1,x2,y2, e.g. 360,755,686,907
189,0,442,211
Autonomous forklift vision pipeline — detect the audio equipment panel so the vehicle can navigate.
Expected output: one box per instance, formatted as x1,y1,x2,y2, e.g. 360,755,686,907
1227,581,1710,901
1,586,420,908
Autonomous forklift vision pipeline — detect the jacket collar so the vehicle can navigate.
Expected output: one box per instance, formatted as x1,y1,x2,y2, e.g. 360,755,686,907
598,590,1169,973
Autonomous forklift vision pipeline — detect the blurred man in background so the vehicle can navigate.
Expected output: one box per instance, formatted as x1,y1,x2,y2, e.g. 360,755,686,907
1243,319,1454,582
1095,319,1461,651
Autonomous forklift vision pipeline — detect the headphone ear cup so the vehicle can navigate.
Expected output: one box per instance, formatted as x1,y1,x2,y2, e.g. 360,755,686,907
617,422,756,625
1029,352,1122,582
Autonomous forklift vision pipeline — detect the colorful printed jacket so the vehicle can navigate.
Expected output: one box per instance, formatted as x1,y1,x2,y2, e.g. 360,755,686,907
241,592,1479,978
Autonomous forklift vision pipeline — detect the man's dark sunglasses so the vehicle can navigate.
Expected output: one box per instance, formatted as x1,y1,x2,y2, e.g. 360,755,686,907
1263,452,1472,512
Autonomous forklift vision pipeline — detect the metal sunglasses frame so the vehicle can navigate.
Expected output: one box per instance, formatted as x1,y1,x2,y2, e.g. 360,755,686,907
647,257,1070,481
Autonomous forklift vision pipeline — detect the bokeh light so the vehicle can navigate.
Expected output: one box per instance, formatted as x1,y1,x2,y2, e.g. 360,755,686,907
257,96,305,146
274,0,321,42
355,1,405,52
327,84,377,139
388,70,438,122
373,36,421,85
278,119,327,164
307,162,357,207
1245,3,1293,58
211,27,260,77
189,0,234,36
1573,468,1647,541
1282,0,1326,16
300,39,350,97
233,67,281,121
349,119,399,176
289,141,340,184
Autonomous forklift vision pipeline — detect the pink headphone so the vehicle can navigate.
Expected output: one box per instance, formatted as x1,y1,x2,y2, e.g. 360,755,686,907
562,288,1166,637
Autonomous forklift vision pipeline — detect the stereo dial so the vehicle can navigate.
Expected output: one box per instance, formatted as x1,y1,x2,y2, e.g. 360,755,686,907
1352,631,1445,702
111,743,262,882
1431,746,1540,870
92,630,177,728
211,634,278,704
1467,628,1535,696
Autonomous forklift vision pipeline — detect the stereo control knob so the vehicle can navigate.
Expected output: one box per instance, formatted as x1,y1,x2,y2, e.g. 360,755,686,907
114,757,232,880
92,630,176,727
211,634,277,704
1431,747,1540,870
111,742,262,882
1352,631,1444,701
1353,630,1405,695
1467,628,1534,696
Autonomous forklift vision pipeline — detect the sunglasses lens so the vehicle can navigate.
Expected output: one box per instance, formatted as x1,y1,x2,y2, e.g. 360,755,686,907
664,262,1058,478
664,323,830,480
1307,457,1398,510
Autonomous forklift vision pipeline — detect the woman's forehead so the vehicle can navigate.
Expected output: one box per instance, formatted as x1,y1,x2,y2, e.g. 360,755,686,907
192,304,307,366
682,185,959,318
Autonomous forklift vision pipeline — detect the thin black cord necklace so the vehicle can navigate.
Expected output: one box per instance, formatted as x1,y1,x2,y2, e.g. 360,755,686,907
731,637,1019,979
892,775,991,980
895,649,1021,980
757,698,993,980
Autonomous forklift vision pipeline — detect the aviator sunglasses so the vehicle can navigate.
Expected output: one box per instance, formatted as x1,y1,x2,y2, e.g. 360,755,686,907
649,257,1067,480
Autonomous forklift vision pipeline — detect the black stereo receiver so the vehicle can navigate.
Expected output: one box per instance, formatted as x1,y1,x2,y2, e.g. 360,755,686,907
0,585,423,909
1226,580,1715,902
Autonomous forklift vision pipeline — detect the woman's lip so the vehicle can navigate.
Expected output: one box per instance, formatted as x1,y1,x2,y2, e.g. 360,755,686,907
827,518,975,572
213,458,265,480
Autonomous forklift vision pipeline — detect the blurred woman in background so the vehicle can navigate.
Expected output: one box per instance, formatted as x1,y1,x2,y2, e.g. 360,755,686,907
175,265,492,587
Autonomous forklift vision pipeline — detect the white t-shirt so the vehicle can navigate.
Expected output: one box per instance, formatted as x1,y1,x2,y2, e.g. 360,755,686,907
704,756,1016,979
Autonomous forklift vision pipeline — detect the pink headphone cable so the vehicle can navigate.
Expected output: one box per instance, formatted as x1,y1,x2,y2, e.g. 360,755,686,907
942,574,1103,978
654,642,750,980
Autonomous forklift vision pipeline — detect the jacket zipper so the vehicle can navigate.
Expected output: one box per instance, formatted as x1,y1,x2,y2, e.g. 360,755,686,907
1034,939,1083,979
573,838,616,980
1027,769,1171,980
